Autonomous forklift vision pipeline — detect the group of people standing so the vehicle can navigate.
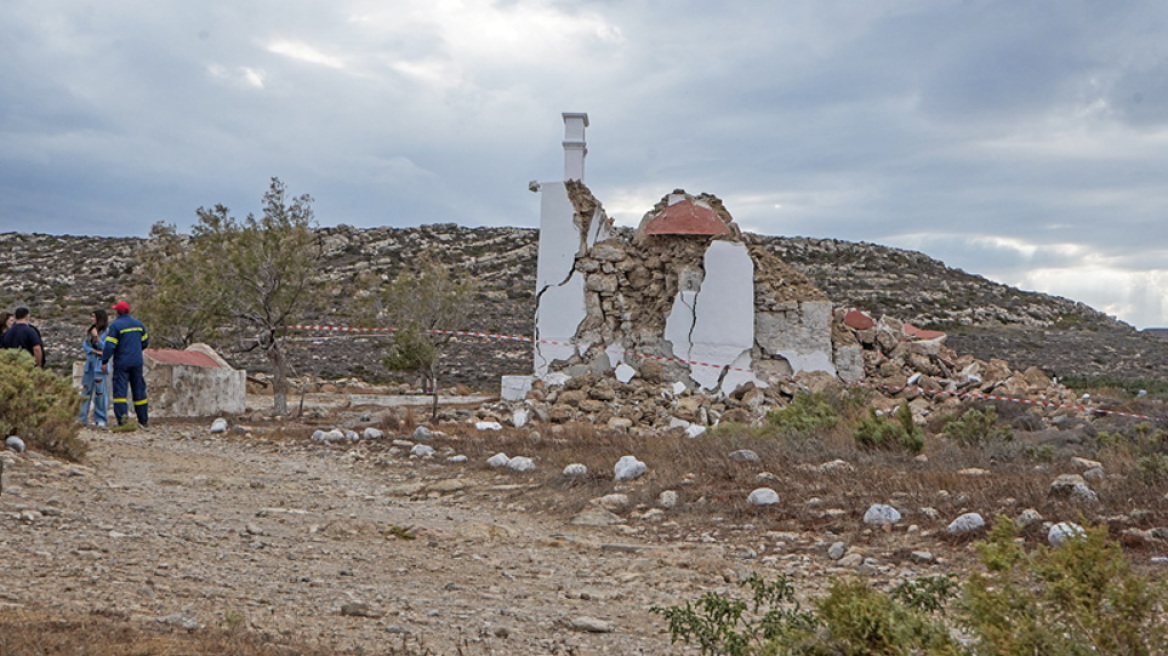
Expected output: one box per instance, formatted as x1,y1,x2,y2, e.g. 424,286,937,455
1,302,150,430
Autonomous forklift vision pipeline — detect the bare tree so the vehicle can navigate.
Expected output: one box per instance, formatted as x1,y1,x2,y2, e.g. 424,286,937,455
138,178,325,415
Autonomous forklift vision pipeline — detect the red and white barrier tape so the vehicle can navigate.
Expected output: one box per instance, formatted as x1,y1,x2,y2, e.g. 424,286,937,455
287,324,1164,422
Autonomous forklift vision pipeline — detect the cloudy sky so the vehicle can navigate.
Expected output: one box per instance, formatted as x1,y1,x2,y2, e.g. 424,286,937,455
3,1,1168,328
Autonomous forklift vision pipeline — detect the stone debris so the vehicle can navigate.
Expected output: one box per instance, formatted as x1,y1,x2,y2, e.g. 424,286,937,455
863,504,901,525
747,488,780,506
728,449,760,463
570,616,615,633
210,418,228,434
476,421,503,431
412,426,433,441
1015,508,1044,529
657,490,679,509
563,463,588,477
613,455,647,481
827,542,847,560
363,427,385,439
6,436,25,453
947,512,986,535
487,452,511,468
507,456,536,473
410,444,436,458
1048,522,1086,547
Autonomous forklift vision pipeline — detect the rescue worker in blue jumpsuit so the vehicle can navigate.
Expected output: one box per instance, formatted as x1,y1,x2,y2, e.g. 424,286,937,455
101,301,150,428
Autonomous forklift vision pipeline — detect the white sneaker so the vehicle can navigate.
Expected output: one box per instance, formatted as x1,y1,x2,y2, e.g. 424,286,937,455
96,421,107,428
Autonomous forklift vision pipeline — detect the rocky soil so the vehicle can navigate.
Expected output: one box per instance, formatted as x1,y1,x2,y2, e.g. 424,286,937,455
4,382,1168,654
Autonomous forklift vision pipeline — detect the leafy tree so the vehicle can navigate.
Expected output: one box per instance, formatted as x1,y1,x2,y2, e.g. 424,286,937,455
138,178,325,415
375,258,477,418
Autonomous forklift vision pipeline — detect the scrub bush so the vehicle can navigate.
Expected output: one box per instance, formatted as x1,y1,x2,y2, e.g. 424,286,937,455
765,392,840,435
0,349,85,461
962,516,1168,655
853,404,924,453
942,406,1013,446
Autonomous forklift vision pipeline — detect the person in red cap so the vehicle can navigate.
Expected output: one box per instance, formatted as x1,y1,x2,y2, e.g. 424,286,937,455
101,301,150,428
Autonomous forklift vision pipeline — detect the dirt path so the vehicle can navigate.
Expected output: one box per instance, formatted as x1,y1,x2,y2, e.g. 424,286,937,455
0,424,755,655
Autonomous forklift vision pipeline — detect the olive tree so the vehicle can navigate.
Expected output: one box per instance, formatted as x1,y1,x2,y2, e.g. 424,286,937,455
376,258,477,418
138,177,325,415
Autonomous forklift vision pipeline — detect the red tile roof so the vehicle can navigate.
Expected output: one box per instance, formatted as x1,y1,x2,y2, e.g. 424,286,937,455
146,349,223,368
645,200,730,236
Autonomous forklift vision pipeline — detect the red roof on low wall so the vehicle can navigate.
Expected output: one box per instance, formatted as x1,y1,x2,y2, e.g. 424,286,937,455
903,323,946,341
145,349,222,368
645,200,731,236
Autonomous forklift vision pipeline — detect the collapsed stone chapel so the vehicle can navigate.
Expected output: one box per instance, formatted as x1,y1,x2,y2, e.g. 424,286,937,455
524,113,866,396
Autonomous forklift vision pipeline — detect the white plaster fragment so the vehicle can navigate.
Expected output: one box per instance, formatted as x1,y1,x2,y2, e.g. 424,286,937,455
500,375,533,402
614,362,637,384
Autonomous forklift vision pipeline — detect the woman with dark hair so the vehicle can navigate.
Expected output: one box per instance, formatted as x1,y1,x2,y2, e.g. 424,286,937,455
0,312,12,339
78,308,110,427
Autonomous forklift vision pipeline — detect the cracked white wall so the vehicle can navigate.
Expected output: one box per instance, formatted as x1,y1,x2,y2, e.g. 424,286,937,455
533,181,588,377
664,241,758,392
756,300,837,377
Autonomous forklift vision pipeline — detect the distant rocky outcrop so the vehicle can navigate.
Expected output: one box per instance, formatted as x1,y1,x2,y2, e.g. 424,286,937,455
3,226,1167,389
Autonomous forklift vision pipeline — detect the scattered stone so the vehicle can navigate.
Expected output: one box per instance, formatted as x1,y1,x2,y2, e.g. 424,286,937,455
958,468,990,477
837,553,864,568
747,488,780,506
918,507,941,521
597,493,630,510
613,455,647,481
863,504,901,526
6,436,26,453
1049,474,1086,497
446,455,468,463
340,602,385,618
657,490,679,509
410,444,435,457
827,542,847,560
1070,483,1099,505
507,456,535,472
946,512,986,535
210,418,228,434
1048,522,1086,547
570,616,614,633
487,453,511,468
412,426,433,441
563,463,588,477
756,472,779,483
728,449,759,463
476,421,503,431
1082,466,1105,481
817,459,855,474
312,429,346,442
569,507,625,526
1015,508,1043,529
343,429,360,441
511,409,530,428
1071,457,1102,471
157,613,202,630
910,550,935,564
363,427,385,439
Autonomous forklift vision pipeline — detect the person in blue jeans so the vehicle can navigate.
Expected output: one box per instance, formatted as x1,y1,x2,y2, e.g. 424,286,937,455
101,301,149,428
78,308,109,427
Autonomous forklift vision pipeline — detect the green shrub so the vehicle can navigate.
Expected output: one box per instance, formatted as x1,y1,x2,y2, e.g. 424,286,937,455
650,573,816,656
853,405,924,453
765,393,839,435
942,406,1013,446
962,516,1168,655
0,350,86,461
651,573,960,655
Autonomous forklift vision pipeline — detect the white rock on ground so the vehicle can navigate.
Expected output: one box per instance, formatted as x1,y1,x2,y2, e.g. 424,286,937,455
476,421,503,431
210,418,228,434
1049,522,1086,547
947,512,985,535
507,456,535,472
563,463,588,477
657,490,678,509
363,427,384,439
446,455,468,463
412,426,432,441
863,504,901,525
613,455,647,481
511,409,530,428
487,452,511,468
1015,508,1044,529
827,542,847,560
728,449,759,462
747,488,780,506
410,444,436,457
5,436,24,453
597,494,629,510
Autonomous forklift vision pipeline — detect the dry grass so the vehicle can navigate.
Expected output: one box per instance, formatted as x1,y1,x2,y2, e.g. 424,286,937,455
0,607,428,656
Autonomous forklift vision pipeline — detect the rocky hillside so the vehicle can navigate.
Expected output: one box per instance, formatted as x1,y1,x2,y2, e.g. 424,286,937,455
3,227,1167,388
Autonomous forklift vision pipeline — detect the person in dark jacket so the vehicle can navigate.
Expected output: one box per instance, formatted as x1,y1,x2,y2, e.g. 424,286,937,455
101,301,150,428
1,307,44,367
